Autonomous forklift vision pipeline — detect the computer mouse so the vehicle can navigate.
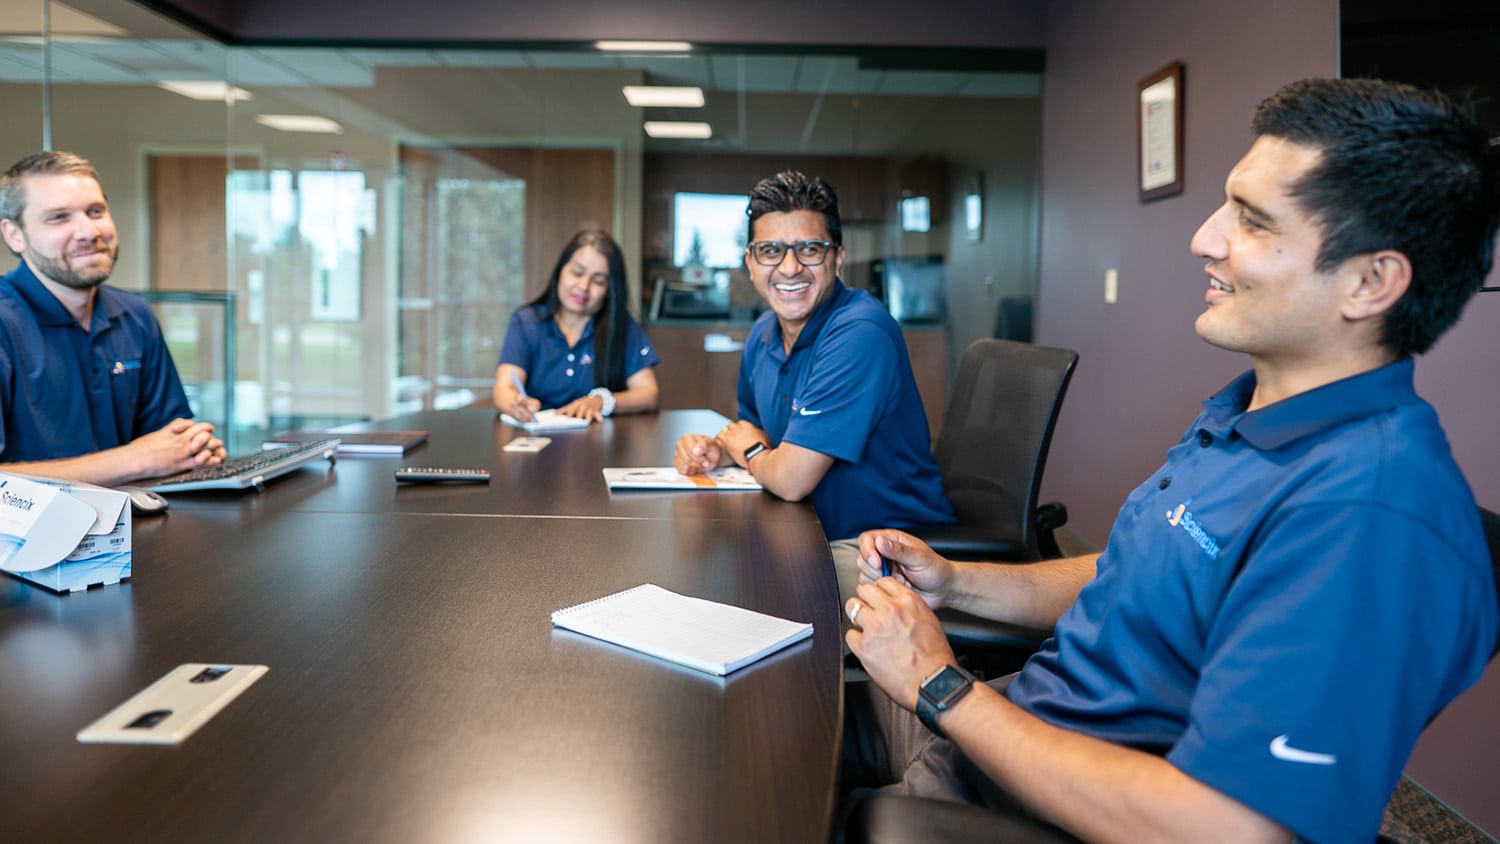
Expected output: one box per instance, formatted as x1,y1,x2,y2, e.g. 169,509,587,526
120,486,170,515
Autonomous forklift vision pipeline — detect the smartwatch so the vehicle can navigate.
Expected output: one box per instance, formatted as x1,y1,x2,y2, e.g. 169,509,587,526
916,664,976,739
742,442,767,463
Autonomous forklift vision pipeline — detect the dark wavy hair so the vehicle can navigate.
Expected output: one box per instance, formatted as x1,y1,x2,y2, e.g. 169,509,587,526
528,230,632,390
746,170,843,245
1252,78,1500,356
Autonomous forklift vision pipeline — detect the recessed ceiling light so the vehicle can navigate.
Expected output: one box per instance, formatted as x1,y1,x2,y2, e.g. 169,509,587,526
159,80,252,102
596,40,691,52
255,114,343,134
623,86,705,108
644,121,712,139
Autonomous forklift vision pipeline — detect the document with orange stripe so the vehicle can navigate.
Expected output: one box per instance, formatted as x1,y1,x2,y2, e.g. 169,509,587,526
602,466,762,490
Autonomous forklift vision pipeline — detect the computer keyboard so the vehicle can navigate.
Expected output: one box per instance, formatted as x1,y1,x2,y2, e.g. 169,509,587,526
144,439,340,493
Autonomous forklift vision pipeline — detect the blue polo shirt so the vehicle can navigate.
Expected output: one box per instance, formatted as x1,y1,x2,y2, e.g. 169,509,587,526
0,261,193,463
737,282,953,540
497,304,658,409
1006,358,1496,843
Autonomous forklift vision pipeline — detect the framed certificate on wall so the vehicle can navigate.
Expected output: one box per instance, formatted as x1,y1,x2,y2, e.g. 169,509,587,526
1138,61,1184,202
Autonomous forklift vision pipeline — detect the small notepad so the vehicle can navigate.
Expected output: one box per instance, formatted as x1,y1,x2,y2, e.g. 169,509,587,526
500,410,591,433
551,584,813,675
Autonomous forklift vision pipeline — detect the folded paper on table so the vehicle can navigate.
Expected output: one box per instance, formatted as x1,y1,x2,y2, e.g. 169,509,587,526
500,410,591,433
551,583,813,675
602,466,762,490
0,472,131,593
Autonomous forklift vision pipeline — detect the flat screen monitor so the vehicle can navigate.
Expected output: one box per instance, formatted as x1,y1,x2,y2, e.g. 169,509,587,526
878,256,946,324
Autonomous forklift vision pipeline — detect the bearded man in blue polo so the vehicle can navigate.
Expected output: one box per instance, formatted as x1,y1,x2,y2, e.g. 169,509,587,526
0,151,225,485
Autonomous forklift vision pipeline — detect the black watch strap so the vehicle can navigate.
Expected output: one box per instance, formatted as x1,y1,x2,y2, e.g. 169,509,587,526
915,664,976,739
743,442,766,462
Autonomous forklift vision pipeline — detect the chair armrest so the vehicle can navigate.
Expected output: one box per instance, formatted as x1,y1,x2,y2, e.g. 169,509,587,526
906,502,1071,562
904,524,1025,561
844,793,1081,844
936,609,1051,652
1035,501,1069,559
1035,501,1068,532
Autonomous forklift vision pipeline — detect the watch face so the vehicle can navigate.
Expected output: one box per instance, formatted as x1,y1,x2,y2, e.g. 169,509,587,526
921,666,971,704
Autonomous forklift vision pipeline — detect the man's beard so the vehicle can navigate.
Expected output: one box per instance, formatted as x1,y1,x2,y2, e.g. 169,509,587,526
28,242,118,290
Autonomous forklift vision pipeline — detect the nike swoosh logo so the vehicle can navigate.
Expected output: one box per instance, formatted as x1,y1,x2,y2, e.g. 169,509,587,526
1269,734,1336,765
797,407,823,416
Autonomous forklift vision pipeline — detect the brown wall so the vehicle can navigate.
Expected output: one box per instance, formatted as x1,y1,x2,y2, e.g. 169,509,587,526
400,145,616,299
150,155,230,292
642,152,946,266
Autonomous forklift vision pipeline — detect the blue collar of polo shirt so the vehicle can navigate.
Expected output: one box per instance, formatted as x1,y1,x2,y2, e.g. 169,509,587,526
1203,356,1420,450
535,302,597,344
4,259,119,333
766,279,850,359
6,261,74,327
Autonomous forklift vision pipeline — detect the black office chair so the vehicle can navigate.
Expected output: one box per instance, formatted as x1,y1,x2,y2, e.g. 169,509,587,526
909,338,1078,562
905,339,1079,655
843,506,1500,844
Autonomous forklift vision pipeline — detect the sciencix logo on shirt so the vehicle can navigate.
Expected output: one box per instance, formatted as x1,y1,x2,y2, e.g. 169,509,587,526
1165,501,1222,560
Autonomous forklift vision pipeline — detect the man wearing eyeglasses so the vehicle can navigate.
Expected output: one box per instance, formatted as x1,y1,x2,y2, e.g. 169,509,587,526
673,170,954,604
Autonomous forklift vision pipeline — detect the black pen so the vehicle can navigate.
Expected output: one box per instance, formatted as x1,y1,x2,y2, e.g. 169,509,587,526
880,556,891,578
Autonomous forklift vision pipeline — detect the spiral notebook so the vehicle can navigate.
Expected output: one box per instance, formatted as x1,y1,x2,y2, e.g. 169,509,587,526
551,584,813,675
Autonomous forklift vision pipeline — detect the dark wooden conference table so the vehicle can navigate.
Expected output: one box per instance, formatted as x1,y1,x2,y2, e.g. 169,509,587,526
0,409,843,843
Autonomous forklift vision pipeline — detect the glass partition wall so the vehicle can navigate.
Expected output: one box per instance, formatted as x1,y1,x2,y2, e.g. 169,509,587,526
1,0,1042,448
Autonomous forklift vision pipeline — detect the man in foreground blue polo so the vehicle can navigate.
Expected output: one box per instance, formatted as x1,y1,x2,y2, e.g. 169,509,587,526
843,78,1499,842
673,171,953,604
0,150,226,486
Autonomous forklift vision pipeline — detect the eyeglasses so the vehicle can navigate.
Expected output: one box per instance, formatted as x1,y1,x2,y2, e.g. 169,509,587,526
747,239,836,267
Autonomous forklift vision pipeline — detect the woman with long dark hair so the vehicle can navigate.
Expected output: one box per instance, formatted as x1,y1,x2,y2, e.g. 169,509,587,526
492,230,660,422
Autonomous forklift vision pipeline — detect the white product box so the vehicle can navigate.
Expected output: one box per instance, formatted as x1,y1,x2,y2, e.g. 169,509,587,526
0,472,131,593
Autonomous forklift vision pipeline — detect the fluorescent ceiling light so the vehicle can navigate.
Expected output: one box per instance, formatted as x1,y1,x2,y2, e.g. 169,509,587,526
255,114,343,134
644,121,712,139
595,40,691,52
623,86,704,108
158,80,252,102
